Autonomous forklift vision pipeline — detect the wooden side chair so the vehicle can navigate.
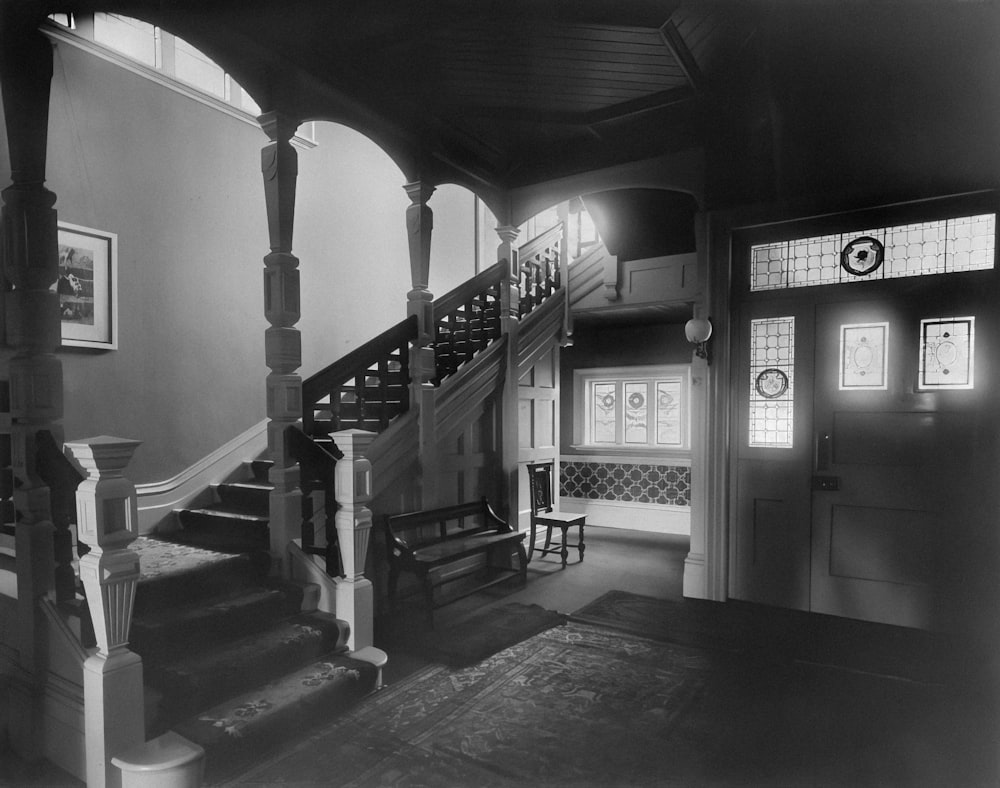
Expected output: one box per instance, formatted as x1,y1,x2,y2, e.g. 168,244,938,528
526,461,585,568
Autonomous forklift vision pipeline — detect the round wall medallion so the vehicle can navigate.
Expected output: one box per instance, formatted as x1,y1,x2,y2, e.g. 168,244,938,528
841,236,885,276
755,368,789,399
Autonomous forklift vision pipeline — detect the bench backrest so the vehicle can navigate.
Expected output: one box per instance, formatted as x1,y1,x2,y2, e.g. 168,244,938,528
384,499,508,552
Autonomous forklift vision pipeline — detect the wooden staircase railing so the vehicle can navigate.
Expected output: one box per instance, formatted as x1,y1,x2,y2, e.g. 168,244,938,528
287,424,342,577
302,315,418,437
517,223,562,319
35,429,85,603
432,263,504,385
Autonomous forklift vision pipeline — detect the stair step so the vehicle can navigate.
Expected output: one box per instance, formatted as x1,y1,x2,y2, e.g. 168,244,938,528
132,583,304,663
146,611,350,732
250,459,273,482
135,542,270,612
215,481,271,512
174,652,377,782
174,506,269,552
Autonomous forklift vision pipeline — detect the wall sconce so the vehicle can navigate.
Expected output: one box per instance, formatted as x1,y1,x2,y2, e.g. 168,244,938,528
685,316,713,363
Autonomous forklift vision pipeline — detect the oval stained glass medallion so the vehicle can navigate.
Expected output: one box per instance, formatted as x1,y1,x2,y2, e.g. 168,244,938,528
840,235,885,276
755,368,789,399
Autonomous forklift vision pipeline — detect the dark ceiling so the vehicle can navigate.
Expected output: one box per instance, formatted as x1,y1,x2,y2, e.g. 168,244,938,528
8,1,1000,219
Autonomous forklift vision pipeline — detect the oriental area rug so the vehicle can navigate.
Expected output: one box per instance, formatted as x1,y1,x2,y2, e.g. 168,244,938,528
218,612,995,787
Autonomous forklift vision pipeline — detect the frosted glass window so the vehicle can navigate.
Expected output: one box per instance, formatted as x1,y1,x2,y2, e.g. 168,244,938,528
577,367,690,451
751,214,995,291
624,383,648,444
656,380,683,446
95,13,160,67
749,317,795,448
918,317,975,390
591,382,617,443
175,36,227,98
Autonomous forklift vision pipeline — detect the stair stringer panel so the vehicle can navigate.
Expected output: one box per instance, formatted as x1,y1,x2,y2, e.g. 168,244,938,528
364,411,420,613
517,289,567,375
366,410,420,517
432,337,507,449
430,337,507,510
568,243,613,306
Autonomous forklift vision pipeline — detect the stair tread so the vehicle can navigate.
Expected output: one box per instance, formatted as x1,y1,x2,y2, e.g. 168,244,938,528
146,613,351,726
173,652,376,757
134,584,295,629
180,506,269,522
135,536,262,582
151,611,347,677
217,481,273,491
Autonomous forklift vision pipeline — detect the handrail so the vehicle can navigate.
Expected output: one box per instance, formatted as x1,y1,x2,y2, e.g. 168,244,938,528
432,262,504,386
302,314,417,435
286,424,341,577
518,222,562,264
518,221,563,319
432,261,504,317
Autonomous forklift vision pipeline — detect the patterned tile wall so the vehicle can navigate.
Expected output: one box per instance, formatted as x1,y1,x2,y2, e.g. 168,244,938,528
560,461,690,506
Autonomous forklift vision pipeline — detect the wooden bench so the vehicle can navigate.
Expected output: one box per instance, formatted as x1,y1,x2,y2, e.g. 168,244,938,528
383,498,527,625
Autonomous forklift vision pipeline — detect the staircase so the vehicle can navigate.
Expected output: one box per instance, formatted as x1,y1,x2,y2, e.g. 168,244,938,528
134,458,376,782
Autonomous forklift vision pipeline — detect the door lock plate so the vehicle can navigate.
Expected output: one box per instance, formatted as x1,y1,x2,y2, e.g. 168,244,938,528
812,475,840,491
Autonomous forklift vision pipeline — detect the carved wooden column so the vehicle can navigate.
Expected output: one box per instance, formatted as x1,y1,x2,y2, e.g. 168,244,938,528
405,182,439,507
331,429,375,651
260,112,303,573
684,211,713,600
496,225,521,326
557,203,574,347
66,437,144,788
0,22,62,764
496,224,522,525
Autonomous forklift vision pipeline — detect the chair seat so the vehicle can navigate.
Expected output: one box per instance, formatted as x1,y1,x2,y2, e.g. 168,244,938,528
533,511,586,527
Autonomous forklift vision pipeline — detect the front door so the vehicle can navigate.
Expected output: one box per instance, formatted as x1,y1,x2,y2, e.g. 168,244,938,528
731,201,1000,631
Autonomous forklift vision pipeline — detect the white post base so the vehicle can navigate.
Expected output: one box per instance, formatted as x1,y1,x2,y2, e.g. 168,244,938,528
334,576,374,652
112,731,205,788
682,551,708,600
85,651,145,788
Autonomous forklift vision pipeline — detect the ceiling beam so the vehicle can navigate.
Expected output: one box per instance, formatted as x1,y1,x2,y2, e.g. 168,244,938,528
658,20,705,95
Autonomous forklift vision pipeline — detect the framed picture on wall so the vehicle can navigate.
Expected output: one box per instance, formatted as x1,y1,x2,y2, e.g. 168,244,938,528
54,222,118,349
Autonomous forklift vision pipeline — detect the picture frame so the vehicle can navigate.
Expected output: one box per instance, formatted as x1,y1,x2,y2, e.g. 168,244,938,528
54,222,118,349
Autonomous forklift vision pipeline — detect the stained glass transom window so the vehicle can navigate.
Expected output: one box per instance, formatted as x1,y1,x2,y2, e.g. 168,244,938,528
918,317,975,390
749,317,795,448
751,214,995,291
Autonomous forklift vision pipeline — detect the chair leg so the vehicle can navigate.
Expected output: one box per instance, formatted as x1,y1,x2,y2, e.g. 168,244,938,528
578,523,586,562
528,521,537,561
559,525,569,569
543,526,553,551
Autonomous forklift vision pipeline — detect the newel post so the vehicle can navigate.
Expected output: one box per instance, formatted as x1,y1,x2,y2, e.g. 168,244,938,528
496,225,521,325
65,437,144,788
332,429,375,651
260,112,303,574
1,21,63,763
404,181,439,507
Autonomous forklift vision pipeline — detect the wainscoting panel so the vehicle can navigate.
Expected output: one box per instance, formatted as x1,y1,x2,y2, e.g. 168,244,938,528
559,459,690,534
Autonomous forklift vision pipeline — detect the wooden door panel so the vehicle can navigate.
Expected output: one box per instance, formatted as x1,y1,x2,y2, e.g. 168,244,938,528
733,460,811,609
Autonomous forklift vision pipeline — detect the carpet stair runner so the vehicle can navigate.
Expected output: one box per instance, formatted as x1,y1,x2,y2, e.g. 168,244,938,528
131,458,377,781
